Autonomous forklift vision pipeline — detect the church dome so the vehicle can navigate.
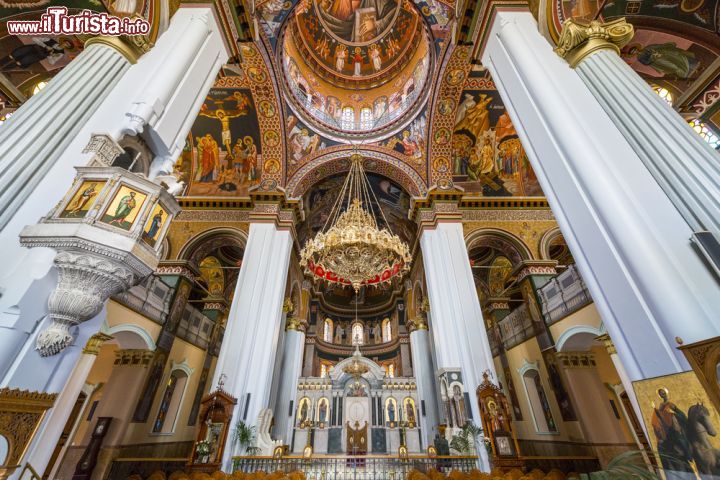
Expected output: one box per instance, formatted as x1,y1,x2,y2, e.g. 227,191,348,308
280,0,432,141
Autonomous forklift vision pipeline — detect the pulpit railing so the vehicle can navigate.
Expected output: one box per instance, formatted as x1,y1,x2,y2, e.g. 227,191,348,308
231,455,479,480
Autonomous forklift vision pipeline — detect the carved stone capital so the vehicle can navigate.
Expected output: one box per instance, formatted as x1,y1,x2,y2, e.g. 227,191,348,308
37,251,136,357
82,134,125,166
114,349,155,366
596,333,616,355
282,297,295,314
286,316,307,332
406,317,428,333
554,18,634,67
82,332,114,356
512,260,558,283
0,388,57,476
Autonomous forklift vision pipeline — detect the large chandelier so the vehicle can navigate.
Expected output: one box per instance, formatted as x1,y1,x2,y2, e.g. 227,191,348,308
300,154,411,293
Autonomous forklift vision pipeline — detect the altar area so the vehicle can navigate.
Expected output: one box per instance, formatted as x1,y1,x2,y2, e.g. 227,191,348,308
291,347,423,456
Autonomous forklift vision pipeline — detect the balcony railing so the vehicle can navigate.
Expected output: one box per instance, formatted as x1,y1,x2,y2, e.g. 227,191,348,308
537,264,592,326
232,456,479,480
112,275,173,325
496,304,543,350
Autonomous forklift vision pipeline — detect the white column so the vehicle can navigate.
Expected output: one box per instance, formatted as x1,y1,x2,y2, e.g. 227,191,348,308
273,327,306,445
0,43,131,232
409,326,439,448
0,6,228,382
213,222,293,468
20,333,110,479
575,48,720,237
481,11,720,382
420,221,496,424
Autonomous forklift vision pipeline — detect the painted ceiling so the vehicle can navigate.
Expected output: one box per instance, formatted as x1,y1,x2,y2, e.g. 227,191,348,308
1,0,718,197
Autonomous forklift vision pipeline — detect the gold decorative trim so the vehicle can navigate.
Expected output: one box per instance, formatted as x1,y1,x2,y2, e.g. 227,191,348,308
84,33,152,64
0,388,57,475
407,317,428,333
114,349,154,366
596,333,616,355
554,18,634,68
285,316,306,332
82,332,114,355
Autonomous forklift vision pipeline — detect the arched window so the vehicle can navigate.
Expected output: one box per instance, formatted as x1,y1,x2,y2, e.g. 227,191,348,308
652,85,673,106
382,318,392,343
153,369,189,433
341,106,355,129
352,322,364,345
386,363,395,378
324,318,334,343
320,364,328,378
522,368,558,433
689,119,720,149
359,107,373,129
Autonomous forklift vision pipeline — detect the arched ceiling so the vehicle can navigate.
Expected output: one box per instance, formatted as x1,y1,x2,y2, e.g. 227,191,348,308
1,0,717,195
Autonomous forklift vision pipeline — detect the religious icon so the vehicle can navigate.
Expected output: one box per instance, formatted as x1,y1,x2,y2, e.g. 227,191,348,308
264,130,280,147
317,0,400,44
369,44,382,72
264,159,281,174
297,397,311,425
386,397,397,424
141,205,165,247
405,398,416,425
318,397,329,423
247,66,267,83
445,69,465,86
199,106,248,155
101,185,147,231
60,180,104,218
438,98,455,116
335,44,347,72
259,100,276,118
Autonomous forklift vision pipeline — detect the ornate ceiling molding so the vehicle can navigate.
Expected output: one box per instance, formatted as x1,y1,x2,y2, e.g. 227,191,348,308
286,147,428,198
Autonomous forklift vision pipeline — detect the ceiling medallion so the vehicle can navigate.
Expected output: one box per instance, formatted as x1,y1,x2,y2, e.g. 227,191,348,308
300,154,412,293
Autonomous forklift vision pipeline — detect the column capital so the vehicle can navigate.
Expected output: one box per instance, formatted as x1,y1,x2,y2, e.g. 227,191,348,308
406,317,429,333
156,260,201,283
84,33,153,64
285,316,307,332
511,260,558,283
484,297,511,313
556,352,597,368
114,349,154,366
411,187,464,231
82,332,114,356
554,18,634,68
596,333,617,355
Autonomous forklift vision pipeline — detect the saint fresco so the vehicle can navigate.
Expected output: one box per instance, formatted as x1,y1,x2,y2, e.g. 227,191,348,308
621,29,717,93
450,83,543,196
316,0,401,44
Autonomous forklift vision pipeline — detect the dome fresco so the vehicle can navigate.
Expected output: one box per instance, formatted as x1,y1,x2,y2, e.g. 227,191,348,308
281,0,432,139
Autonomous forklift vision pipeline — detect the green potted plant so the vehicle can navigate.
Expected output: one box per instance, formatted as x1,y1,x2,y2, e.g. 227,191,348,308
233,420,261,456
